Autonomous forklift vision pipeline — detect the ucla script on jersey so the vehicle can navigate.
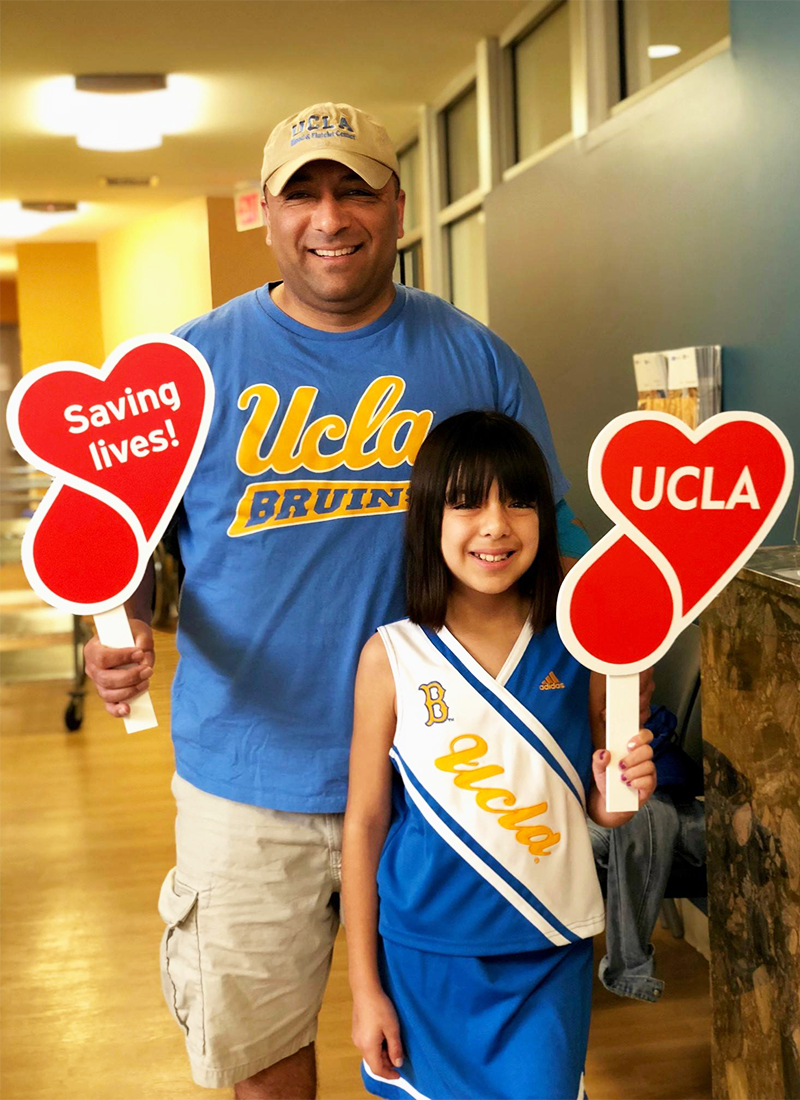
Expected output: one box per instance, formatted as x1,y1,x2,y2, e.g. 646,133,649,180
228,375,433,536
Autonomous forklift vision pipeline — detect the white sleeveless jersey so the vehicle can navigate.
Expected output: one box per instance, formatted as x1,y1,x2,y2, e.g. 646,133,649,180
376,618,605,954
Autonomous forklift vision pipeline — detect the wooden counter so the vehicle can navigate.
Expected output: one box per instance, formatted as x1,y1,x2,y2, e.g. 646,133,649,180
700,547,800,1100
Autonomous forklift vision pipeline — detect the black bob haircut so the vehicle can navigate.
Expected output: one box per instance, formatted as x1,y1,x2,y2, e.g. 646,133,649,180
405,410,562,632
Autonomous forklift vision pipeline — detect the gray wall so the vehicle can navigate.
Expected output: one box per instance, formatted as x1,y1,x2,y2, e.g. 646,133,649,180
486,1,800,543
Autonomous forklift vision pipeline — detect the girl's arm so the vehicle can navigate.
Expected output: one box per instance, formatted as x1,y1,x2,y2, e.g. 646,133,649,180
587,671,657,828
342,633,404,1080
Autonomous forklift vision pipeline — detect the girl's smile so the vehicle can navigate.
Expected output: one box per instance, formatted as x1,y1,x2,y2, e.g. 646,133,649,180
470,549,516,567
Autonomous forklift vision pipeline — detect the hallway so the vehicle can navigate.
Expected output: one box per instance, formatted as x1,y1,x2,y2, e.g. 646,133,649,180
0,561,712,1100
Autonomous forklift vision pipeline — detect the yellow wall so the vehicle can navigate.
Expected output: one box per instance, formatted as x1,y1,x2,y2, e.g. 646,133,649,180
97,197,212,353
16,242,105,373
0,279,19,324
206,197,281,308
15,196,276,376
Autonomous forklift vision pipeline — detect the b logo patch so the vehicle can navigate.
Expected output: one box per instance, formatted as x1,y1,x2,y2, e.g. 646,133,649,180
419,682,449,726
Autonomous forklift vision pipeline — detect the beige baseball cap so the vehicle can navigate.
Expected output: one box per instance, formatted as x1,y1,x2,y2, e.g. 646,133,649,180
261,102,400,196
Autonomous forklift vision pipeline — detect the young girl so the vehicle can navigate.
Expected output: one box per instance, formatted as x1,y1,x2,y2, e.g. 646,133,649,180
342,411,656,1100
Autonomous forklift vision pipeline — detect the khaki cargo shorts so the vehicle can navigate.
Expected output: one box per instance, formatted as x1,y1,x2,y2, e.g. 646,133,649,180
158,773,342,1089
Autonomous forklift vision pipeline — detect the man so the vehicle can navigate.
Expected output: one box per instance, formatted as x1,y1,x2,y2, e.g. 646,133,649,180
85,102,602,1099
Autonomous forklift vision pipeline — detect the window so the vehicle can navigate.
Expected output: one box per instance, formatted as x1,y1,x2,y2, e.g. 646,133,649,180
444,85,479,203
396,140,424,288
512,3,572,163
620,0,730,99
448,210,488,326
398,142,421,232
398,242,424,289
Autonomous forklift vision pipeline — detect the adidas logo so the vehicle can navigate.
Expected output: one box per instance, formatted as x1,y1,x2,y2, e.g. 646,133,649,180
539,672,565,691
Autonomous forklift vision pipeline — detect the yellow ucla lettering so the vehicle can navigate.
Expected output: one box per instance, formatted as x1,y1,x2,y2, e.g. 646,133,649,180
474,788,517,812
298,414,347,468
454,765,506,790
376,410,433,467
515,825,561,858
496,805,548,829
236,385,281,476
496,805,560,856
235,376,433,477
419,682,449,726
434,735,561,861
434,733,487,768
267,387,319,474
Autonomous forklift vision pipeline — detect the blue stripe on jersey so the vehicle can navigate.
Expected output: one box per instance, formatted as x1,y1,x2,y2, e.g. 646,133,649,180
421,627,584,807
393,746,580,945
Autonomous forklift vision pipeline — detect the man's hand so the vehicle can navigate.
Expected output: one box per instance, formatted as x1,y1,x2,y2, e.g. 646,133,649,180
84,618,155,718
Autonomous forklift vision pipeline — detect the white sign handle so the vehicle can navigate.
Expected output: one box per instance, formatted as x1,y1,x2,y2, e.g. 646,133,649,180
93,605,158,734
605,673,640,813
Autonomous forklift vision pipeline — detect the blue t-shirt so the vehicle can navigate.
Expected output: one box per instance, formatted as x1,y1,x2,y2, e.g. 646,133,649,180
172,283,570,812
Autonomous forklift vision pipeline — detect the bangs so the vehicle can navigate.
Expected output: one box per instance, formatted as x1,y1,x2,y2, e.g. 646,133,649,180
442,427,543,509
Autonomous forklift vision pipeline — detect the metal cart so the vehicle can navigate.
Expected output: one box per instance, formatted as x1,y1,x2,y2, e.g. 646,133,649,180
1,468,90,732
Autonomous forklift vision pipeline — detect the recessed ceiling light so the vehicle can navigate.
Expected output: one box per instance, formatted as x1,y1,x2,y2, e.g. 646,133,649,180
648,44,682,59
0,201,85,239
74,74,168,152
37,74,202,148
21,201,79,213
75,74,167,94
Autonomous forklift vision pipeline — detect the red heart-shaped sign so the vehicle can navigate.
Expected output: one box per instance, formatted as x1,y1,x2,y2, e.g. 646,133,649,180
561,532,676,668
12,337,212,542
557,412,793,674
25,485,142,607
7,335,214,613
599,416,790,620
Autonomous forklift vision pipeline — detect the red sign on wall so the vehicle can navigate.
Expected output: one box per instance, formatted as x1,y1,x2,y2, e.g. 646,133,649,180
235,187,265,232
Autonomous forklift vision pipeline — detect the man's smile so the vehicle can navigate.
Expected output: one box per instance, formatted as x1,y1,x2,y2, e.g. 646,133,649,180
308,244,363,258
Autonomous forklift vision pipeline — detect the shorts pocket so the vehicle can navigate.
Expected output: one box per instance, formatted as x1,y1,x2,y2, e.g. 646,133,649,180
158,867,205,1054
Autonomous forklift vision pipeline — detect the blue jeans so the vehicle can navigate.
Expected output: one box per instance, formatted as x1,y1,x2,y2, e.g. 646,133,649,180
588,793,705,1002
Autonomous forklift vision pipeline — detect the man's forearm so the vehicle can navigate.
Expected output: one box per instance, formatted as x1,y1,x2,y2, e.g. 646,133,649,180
125,558,155,624
555,499,590,562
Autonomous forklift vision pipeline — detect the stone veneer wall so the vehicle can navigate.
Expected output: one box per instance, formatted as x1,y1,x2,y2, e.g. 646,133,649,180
701,567,800,1100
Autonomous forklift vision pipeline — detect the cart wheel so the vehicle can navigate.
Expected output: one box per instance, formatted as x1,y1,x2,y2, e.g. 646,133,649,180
64,696,84,732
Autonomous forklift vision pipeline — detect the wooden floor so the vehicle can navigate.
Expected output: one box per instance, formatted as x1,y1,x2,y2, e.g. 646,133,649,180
0,562,712,1100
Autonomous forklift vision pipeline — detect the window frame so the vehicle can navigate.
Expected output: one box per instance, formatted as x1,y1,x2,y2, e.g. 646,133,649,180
400,0,730,306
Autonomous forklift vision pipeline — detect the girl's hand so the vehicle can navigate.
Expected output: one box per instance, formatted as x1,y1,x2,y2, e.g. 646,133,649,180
592,728,656,808
352,987,404,1080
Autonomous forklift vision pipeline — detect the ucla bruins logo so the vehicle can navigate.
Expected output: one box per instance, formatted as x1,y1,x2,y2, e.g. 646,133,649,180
419,682,449,726
228,376,434,537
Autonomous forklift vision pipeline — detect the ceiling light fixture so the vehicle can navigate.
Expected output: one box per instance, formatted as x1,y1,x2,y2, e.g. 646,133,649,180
648,44,682,59
0,201,85,240
74,73,168,152
21,201,79,213
37,74,202,148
